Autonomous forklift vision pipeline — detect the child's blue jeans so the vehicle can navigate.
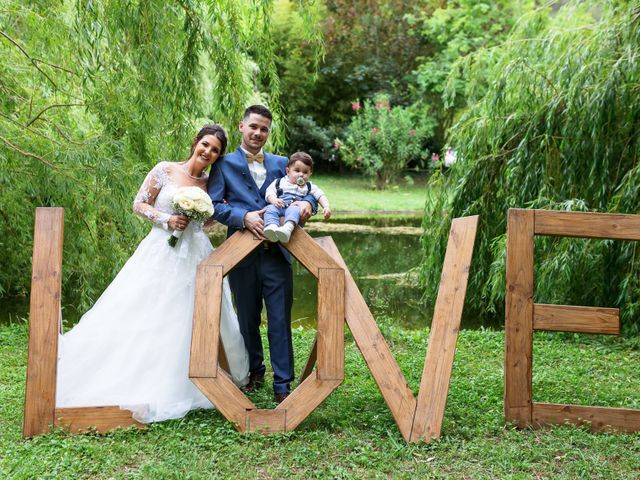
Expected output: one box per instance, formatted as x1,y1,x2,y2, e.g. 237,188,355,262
264,194,302,227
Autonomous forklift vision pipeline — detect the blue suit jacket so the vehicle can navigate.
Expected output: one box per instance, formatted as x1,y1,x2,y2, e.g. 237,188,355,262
208,147,317,263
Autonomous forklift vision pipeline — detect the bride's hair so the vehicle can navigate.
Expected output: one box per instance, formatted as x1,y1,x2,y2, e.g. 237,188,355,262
190,124,228,158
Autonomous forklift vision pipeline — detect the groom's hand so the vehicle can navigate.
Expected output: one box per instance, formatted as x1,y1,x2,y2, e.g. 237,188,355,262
291,201,313,222
244,208,267,239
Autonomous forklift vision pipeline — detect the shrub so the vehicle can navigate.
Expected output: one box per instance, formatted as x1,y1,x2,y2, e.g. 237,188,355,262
286,115,339,170
340,94,434,189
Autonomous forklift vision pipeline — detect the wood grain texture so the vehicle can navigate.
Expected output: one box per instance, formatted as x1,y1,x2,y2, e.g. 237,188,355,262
54,407,144,434
200,230,263,274
189,265,223,378
24,208,65,438
218,342,230,373
533,403,640,433
504,209,534,427
411,215,479,443
534,209,640,240
533,304,620,334
246,409,286,433
299,337,317,383
285,227,342,278
314,236,416,442
276,371,341,431
191,375,254,431
317,268,345,381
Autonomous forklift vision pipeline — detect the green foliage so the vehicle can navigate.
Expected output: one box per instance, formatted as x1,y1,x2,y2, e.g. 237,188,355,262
341,94,434,189
273,0,429,161
286,115,338,165
0,1,320,311
407,0,535,146
420,1,640,333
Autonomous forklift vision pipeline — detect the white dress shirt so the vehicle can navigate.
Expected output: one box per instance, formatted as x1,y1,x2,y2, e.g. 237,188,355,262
241,147,267,189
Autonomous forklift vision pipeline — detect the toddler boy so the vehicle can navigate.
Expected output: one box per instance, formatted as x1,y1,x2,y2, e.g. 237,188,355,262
263,151,331,243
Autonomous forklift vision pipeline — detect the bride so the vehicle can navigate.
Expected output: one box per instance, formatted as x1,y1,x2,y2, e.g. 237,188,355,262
56,124,249,423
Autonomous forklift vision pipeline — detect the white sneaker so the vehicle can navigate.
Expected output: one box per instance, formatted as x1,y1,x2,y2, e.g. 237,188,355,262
276,222,297,243
275,226,291,243
264,224,279,242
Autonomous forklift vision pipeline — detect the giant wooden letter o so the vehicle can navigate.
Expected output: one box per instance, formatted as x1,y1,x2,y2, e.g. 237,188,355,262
189,227,345,433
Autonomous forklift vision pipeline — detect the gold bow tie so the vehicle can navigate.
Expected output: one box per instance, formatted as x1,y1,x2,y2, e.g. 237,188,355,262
246,152,264,164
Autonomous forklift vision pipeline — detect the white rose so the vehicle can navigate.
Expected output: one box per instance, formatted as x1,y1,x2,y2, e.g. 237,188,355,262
194,199,209,213
185,187,205,201
178,198,195,210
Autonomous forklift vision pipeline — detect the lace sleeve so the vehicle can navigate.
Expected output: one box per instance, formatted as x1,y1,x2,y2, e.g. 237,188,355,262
133,163,172,229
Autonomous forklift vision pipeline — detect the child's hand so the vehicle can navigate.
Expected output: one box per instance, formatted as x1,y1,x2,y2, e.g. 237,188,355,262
268,196,285,208
323,206,332,220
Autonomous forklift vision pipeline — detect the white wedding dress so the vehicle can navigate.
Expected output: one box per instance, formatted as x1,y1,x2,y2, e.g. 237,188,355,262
56,161,249,423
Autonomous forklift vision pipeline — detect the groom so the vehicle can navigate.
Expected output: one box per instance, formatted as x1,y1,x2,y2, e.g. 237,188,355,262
208,105,317,403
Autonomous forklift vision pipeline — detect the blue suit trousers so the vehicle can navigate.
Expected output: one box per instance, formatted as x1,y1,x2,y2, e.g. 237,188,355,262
228,245,294,393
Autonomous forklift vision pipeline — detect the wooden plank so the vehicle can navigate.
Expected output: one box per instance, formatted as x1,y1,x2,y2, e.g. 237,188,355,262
285,227,342,278
533,403,640,433
23,208,65,438
533,304,620,335
189,265,223,378
190,375,254,431
276,371,341,431
299,337,317,383
314,236,417,442
317,268,345,381
411,216,479,443
246,409,286,433
504,209,534,427
54,406,144,434
200,230,263,274
534,209,640,240
218,342,230,373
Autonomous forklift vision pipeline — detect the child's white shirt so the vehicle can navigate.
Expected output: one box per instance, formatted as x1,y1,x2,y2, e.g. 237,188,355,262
265,176,326,202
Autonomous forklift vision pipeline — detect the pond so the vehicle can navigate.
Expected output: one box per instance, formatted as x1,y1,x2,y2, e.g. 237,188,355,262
208,217,428,330
0,215,482,330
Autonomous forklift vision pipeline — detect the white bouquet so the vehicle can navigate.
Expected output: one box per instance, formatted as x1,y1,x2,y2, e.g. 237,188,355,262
168,186,214,247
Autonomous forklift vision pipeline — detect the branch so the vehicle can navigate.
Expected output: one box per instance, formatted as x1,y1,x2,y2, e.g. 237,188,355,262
0,31,60,90
33,58,78,76
0,112,62,145
26,103,86,127
0,134,57,169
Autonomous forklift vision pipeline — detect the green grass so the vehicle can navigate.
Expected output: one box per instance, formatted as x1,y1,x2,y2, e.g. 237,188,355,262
2,320,639,479
310,172,430,212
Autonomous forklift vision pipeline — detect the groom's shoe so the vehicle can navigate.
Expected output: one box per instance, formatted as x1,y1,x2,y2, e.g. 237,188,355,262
274,391,290,404
244,371,265,393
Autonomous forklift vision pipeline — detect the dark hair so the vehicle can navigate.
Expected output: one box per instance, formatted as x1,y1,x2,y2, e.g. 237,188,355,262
288,151,313,170
243,105,273,121
190,124,227,157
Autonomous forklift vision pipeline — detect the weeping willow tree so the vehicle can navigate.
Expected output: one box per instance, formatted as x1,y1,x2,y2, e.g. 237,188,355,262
421,1,640,333
0,1,321,312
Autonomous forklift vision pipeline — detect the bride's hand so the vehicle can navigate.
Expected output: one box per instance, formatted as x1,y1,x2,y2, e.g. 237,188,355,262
168,215,190,231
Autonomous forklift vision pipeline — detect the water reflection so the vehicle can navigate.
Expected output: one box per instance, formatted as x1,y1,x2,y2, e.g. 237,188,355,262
291,230,426,329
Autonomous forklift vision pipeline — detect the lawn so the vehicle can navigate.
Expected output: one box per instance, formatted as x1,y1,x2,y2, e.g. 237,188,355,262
310,172,430,212
2,320,639,479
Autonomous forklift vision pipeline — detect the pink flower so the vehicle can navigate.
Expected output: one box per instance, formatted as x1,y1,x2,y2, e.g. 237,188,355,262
375,103,382,110
409,129,417,135
333,142,340,149
351,102,361,111
372,127,378,133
